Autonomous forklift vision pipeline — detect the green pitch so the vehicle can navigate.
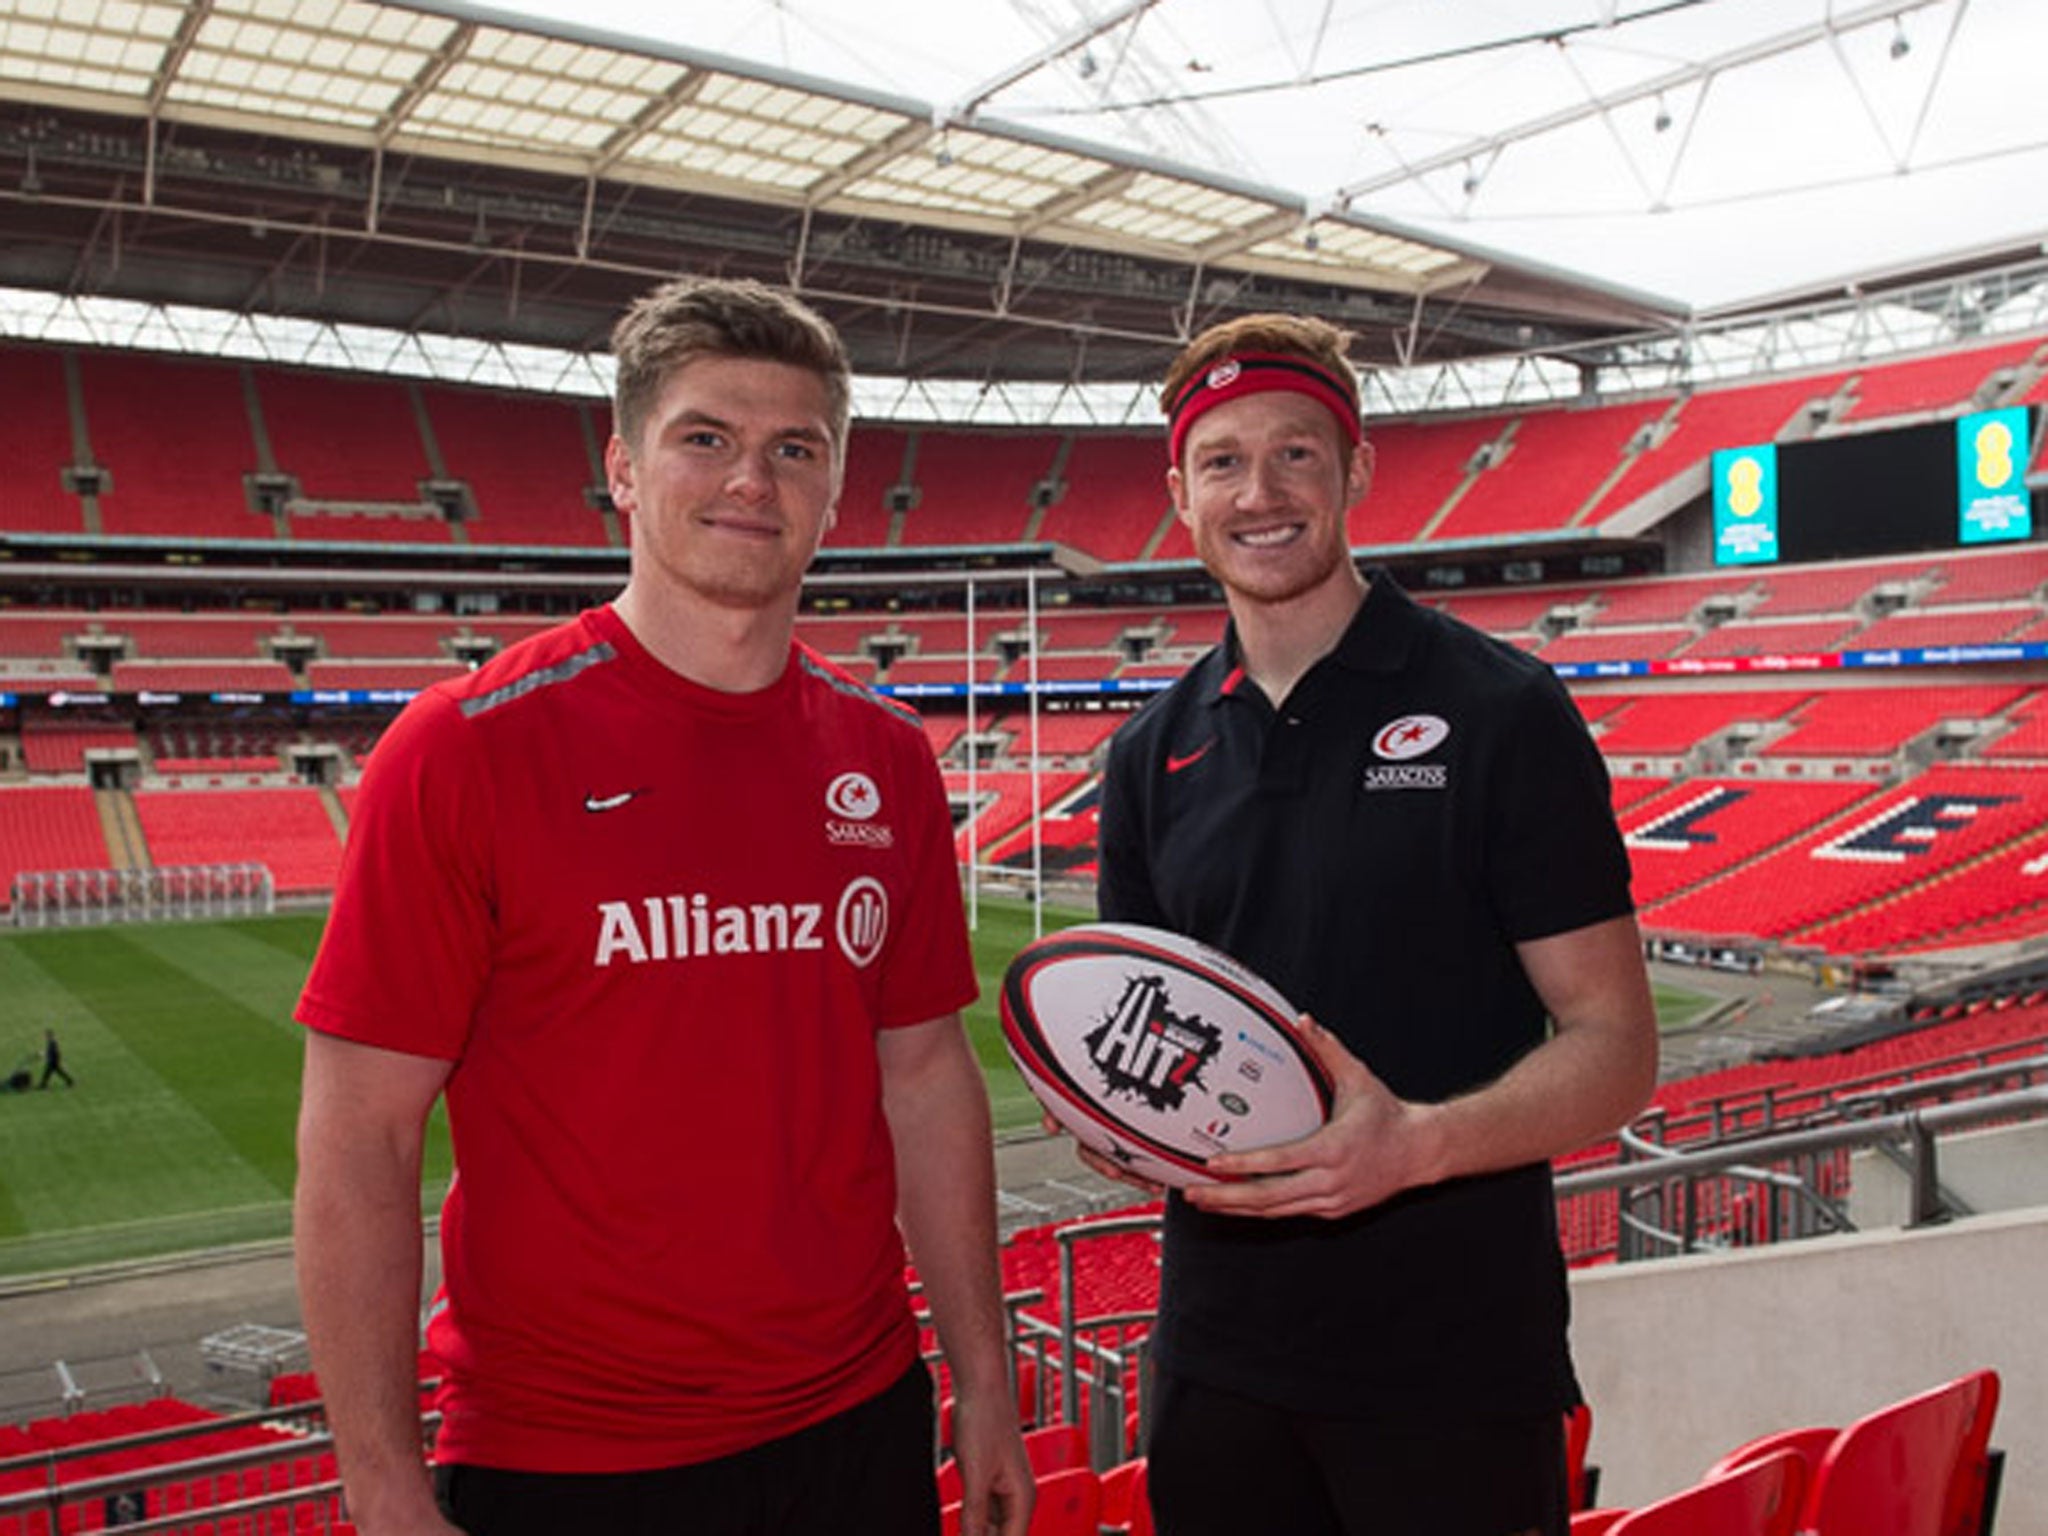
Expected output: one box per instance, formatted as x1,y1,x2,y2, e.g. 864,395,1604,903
0,906,1714,1278
0,903,1078,1278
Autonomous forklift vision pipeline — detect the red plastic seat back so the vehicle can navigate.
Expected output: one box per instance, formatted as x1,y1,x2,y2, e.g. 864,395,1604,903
1809,1371,1997,1536
1941,1370,2002,1536
1703,1424,1839,1486
1100,1457,1152,1536
1610,1449,1807,1536
1027,1467,1102,1536
1565,1403,1595,1511
1022,1422,1089,1478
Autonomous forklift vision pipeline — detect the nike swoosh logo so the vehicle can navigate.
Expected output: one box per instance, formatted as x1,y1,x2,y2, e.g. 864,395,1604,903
583,789,644,813
1166,741,1214,775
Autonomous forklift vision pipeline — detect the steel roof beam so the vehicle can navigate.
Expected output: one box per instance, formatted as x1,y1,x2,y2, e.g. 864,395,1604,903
1333,0,1954,205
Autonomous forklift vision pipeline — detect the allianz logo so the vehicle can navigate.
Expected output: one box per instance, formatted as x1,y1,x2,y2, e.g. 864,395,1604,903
594,877,889,970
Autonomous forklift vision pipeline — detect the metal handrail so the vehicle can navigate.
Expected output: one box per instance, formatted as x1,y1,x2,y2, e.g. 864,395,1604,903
0,1405,441,1530
1625,1050,2048,1148
0,1398,331,1480
1560,1084,2048,1241
12,1471,352,1536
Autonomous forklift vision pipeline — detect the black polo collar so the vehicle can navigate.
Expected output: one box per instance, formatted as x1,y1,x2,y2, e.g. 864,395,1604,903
1198,567,1421,707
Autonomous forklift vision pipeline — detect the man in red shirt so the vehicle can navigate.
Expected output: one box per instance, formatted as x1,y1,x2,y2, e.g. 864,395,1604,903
294,278,1033,1536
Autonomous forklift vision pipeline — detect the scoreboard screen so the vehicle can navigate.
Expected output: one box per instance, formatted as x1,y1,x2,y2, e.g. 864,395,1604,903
1712,406,2035,566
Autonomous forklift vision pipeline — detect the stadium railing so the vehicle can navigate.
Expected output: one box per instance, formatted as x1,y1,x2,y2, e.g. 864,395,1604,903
1559,1082,2048,1263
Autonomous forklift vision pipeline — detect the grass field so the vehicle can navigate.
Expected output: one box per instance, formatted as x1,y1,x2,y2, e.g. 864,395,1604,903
0,904,1715,1278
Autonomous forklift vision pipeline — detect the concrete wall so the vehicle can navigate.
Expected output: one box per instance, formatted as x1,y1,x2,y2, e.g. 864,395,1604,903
1570,1204,2046,1531
1849,1121,2048,1228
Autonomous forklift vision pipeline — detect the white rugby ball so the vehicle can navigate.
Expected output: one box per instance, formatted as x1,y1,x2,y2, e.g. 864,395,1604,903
1001,923,1332,1188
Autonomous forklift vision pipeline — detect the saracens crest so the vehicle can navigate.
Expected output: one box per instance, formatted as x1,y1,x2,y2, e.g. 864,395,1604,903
1083,973,1224,1113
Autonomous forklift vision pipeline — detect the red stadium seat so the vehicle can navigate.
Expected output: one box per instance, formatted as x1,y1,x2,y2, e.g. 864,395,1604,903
1601,1448,1806,1536
1806,1370,2001,1536
1703,1423,1839,1485
1026,1466,1101,1536
1099,1457,1153,1536
1022,1423,1089,1479
1565,1401,1600,1511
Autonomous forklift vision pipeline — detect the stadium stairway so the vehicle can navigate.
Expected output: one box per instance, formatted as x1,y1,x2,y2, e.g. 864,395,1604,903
94,790,143,871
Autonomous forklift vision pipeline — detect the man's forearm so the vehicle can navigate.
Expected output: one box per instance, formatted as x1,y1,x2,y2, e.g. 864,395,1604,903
297,1157,446,1529
887,1031,1012,1396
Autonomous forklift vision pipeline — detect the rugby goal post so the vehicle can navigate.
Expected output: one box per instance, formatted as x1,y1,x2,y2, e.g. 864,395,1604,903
9,863,276,929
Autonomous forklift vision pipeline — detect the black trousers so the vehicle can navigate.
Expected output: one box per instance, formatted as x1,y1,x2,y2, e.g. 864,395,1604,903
1146,1366,1569,1536
433,1361,939,1536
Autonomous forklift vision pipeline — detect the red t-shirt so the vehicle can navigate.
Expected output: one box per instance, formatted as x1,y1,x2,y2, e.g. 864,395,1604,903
298,605,976,1472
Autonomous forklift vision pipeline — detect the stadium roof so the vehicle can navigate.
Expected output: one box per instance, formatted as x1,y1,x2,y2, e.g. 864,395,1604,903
0,0,2041,390
641,0,2048,317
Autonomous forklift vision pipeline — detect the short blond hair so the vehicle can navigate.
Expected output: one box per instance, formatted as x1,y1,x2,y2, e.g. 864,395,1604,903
611,277,851,452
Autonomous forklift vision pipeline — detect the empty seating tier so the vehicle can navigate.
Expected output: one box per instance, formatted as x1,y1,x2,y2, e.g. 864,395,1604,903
830,428,911,549
259,369,432,504
1432,586,1588,635
419,384,605,548
898,432,1056,549
1539,627,1694,666
304,661,466,691
118,615,284,660
1744,557,1935,617
1604,372,1851,519
110,661,297,694
0,612,93,663
1585,573,1760,627
0,345,84,533
1432,399,1664,540
1001,655,1118,683
20,723,136,774
1641,764,2048,943
1977,692,2048,760
133,787,344,894
11,337,2044,557
1845,605,2039,652
1924,545,2048,605
1798,822,2048,954
1622,779,1883,908
282,615,464,659
1841,335,2042,420
885,656,1000,686
1351,416,1504,545
948,770,1087,861
0,786,113,906
1676,619,1862,661
1038,436,1170,562
81,350,260,540
1756,685,2028,758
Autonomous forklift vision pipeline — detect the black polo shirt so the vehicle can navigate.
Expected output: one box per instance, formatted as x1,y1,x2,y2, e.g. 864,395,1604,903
1097,569,1633,1419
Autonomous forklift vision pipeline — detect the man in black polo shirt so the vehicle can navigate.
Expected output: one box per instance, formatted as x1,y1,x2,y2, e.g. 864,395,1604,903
1089,314,1658,1536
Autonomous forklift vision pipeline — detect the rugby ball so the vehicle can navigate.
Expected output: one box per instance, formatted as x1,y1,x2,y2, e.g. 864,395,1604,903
1001,923,1332,1188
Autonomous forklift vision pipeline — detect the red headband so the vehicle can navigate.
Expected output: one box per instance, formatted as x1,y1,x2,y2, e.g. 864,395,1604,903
1167,352,1362,465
